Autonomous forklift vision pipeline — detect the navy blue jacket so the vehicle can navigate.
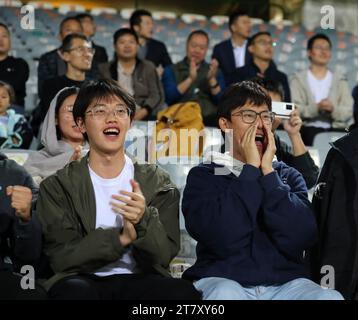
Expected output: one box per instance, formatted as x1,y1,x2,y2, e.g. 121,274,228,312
145,38,172,68
212,39,252,85
182,161,317,286
229,60,291,102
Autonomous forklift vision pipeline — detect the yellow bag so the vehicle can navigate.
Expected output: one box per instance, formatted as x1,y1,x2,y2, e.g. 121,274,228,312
152,102,205,159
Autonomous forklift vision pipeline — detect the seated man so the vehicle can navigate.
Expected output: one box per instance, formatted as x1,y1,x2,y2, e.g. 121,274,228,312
99,28,164,120
252,77,319,189
0,152,46,299
212,10,252,85
290,33,353,146
36,79,201,300
181,81,343,300
32,33,94,136
162,30,225,127
129,9,172,70
229,32,291,102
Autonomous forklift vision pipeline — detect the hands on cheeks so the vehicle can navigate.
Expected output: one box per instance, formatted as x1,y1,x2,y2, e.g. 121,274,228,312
240,122,276,176
261,121,276,175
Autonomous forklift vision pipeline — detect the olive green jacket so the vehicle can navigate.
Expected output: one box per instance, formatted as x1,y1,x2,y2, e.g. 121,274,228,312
37,155,180,290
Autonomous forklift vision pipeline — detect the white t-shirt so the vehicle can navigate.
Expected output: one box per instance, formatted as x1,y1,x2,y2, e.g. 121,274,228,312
89,154,137,276
306,70,333,129
307,69,333,104
232,40,247,68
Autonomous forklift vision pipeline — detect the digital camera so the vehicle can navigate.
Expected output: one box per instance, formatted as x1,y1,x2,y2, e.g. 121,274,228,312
272,102,294,119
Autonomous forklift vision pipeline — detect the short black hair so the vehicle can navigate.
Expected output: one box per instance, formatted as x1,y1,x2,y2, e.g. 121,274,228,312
73,79,137,140
229,9,249,32
250,77,284,101
0,22,10,35
59,16,81,33
187,29,209,45
75,13,94,22
113,28,139,44
248,31,271,46
218,81,272,120
0,80,15,104
307,33,332,51
129,9,152,29
54,86,80,140
60,33,89,52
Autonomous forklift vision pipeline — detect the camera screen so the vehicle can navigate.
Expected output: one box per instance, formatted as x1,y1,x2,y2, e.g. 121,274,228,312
286,104,293,110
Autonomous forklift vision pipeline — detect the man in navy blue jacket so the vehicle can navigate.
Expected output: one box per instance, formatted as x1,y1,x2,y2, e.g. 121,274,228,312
212,10,252,85
182,81,343,300
229,32,291,102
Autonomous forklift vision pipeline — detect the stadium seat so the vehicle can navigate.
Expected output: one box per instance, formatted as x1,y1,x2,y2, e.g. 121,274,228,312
120,8,135,19
90,7,117,16
57,4,86,15
2,149,36,165
181,13,207,24
210,15,228,26
27,1,54,9
0,0,22,7
312,131,347,166
152,11,176,20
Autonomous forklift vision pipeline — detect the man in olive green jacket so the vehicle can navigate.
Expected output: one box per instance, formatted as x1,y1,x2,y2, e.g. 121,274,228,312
37,79,201,300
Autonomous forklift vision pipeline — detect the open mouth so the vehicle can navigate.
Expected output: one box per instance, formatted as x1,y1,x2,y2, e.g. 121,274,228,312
103,128,120,136
255,135,264,143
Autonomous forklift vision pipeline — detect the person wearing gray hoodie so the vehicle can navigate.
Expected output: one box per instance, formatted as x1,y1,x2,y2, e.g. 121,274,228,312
24,87,88,184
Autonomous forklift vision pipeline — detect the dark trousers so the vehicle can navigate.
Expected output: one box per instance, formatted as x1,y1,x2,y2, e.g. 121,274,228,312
49,273,202,300
0,271,47,300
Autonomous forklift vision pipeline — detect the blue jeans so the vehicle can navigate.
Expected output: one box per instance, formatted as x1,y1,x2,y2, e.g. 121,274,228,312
194,277,344,300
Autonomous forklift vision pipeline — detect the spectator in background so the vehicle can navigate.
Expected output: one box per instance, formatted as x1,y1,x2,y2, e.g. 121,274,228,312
162,30,225,126
99,28,164,121
0,152,46,300
229,32,291,102
309,126,358,299
0,23,29,109
36,79,201,300
32,33,94,136
130,9,172,74
76,13,108,70
252,77,319,189
290,33,353,146
0,81,33,149
212,10,252,85
37,16,83,96
181,81,343,300
351,84,358,126
25,87,87,185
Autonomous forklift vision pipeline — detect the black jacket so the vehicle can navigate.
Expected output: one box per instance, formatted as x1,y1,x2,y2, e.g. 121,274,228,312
212,39,252,85
275,134,319,189
0,56,29,108
0,153,42,272
309,128,358,299
229,60,291,102
145,38,172,68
